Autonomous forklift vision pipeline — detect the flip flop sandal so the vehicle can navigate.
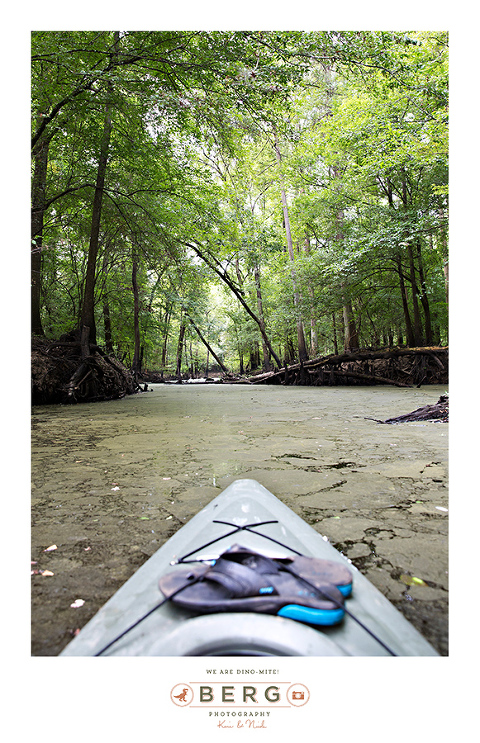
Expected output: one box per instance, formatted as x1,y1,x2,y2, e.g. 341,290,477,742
216,545,353,597
276,553,353,597
158,545,352,627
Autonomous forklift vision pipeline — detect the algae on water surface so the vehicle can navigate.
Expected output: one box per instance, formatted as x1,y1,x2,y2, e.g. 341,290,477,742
31,384,448,655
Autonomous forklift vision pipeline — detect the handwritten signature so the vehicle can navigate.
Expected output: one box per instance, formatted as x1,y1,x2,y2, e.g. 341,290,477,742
217,720,267,729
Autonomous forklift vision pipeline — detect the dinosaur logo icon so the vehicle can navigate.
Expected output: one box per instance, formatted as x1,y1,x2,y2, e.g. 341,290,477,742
170,684,193,706
175,688,189,703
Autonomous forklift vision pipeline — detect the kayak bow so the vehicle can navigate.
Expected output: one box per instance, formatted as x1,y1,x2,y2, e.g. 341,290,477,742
60,479,438,656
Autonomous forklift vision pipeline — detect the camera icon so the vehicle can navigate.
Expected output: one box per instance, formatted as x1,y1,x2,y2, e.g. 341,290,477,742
288,684,309,706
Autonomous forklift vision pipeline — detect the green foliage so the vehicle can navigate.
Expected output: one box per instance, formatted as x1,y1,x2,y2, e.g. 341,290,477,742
31,31,448,374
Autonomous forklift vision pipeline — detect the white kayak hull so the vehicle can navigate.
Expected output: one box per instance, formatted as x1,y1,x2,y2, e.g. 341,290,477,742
60,479,438,656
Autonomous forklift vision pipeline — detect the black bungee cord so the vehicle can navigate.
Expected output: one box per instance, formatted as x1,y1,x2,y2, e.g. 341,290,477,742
93,580,200,657
94,519,397,657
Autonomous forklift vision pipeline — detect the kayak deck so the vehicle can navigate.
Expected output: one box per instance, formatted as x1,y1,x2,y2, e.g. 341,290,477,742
60,479,438,656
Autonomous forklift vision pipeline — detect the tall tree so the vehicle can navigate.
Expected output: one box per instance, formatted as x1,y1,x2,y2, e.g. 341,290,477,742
274,133,309,362
31,31,448,379
79,85,115,348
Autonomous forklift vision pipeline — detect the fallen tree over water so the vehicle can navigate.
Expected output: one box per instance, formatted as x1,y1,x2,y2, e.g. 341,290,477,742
240,346,448,388
32,335,141,404
32,340,448,402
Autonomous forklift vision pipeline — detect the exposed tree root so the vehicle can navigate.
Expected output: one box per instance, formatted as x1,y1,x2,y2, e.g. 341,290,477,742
233,346,448,387
32,336,140,404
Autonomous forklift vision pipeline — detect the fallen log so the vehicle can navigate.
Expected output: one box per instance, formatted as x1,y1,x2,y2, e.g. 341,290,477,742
248,370,276,384
366,395,449,424
314,368,413,388
222,376,254,385
304,346,448,370
247,346,447,387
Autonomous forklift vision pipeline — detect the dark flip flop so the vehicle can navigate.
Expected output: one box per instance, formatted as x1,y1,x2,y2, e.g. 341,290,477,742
158,545,352,627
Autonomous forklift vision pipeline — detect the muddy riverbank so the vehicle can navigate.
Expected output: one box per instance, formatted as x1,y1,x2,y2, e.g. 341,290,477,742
31,384,448,655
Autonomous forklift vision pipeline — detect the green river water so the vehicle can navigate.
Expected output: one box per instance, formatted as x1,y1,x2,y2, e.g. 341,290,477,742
31,383,448,655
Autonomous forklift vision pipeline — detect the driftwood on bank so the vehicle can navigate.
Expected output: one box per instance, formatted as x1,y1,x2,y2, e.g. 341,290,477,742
366,395,449,423
232,346,448,388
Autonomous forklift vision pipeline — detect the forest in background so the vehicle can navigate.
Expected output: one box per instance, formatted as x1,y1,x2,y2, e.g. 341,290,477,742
31,31,448,394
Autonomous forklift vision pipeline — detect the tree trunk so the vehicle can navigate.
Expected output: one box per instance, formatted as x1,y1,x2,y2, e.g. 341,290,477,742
437,211,449,307
187,316,228,373
238,347,244,375
443,259,449,306
160,303,172,375
31,131,54,336
416,239,433,344
102,300,113,354
400,174,423,346
384,177,413,347
250,342,260,370
310,316,319,357
187,241,282,368
79,101,113,350
101,249,114,354
234,327,244,375
253,262,272,371
304,232,318,356
342,295,359,351
79,33,119,350
176,320,187,381
274,135,308,363
406,242,424,345
335,204,359,351
332,313,339,355
131,251,141,378
188,339,194,377
396,256,415,347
